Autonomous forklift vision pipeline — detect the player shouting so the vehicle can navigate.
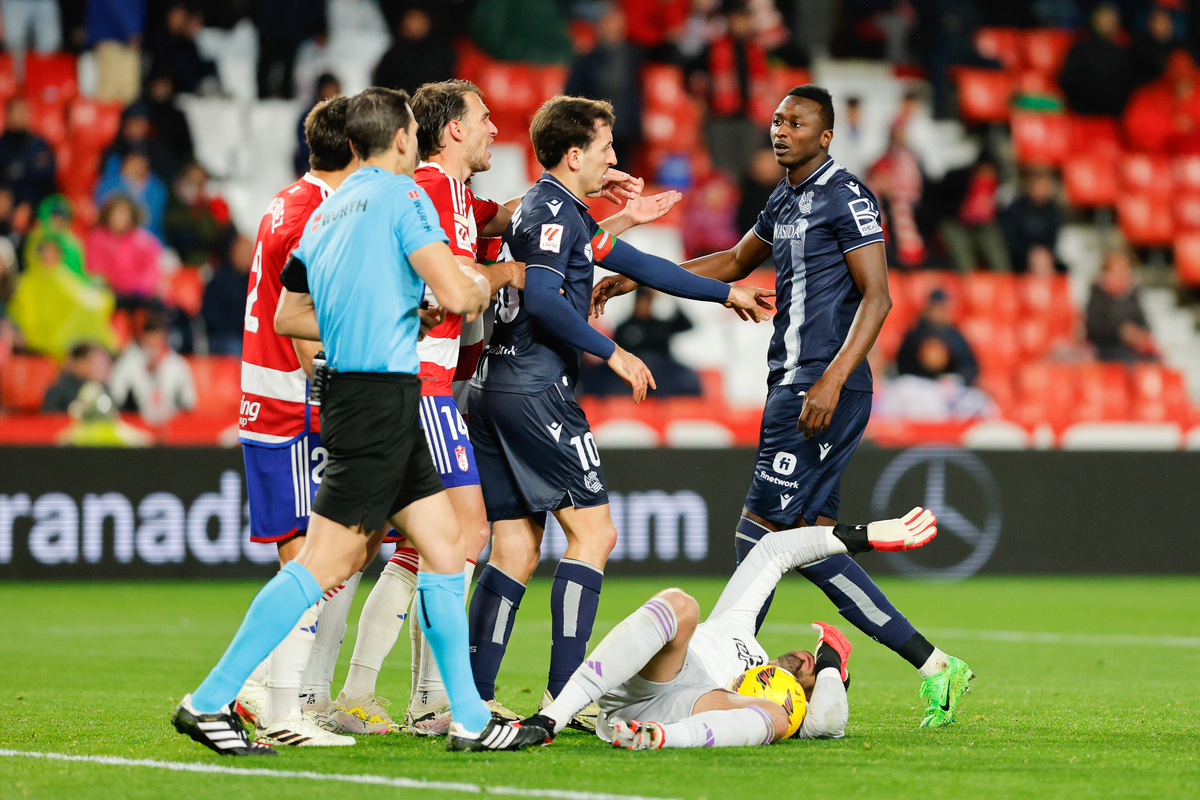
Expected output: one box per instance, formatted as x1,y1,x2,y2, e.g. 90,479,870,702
234,95,367,747
522,509,938,748
592,85,975,727
466,95,775,731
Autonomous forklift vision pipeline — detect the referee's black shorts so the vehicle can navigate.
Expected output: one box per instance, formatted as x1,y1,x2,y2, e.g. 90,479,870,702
312,372,444,532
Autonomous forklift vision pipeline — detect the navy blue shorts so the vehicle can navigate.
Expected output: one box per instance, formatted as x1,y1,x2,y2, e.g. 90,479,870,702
243,432,326,543
467,381,609,522
742,383,871,527
418,395,480,489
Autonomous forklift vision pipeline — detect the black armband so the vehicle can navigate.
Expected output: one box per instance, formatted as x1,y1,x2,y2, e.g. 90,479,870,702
280,254,310,293
831,522,870,555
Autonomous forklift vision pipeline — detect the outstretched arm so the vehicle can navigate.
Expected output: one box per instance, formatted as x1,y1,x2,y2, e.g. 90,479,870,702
592,229,774,317
602,237,774,320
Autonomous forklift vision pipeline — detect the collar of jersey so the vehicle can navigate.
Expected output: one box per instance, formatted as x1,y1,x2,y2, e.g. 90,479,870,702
302,172,334,197
785,156,836,192
536,172,590,210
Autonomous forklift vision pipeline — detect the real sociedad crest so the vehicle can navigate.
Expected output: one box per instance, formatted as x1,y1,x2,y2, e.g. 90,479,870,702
798,190,814,214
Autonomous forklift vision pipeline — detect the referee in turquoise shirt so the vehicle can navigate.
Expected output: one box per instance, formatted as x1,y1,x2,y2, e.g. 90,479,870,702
172,88,547,755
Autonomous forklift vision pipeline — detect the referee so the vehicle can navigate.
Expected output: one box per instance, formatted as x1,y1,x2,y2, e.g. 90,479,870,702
172,88,547,754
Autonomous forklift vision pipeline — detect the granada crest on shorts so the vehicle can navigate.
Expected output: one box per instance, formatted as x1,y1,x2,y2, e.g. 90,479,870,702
584,470,604,493
455,445,469,471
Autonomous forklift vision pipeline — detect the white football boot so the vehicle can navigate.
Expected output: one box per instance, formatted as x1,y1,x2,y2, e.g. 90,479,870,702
539,690,598,732
255,708,356,747
335,691,398,734
233,679,266,729
303,697,388,735
611,720,665,751
404,691,452,736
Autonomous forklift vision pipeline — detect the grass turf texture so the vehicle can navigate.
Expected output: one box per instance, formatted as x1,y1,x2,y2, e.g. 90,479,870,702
1,577,1198,800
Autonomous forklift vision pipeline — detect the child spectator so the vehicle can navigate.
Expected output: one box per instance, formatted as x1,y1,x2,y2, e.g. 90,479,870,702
109,311,196,424
96,151,169,240
23,195,88,278
42,341,114,412
85,194,164,307
8,235,118,358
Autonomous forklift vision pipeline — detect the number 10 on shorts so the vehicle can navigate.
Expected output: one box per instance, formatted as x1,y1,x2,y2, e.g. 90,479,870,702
569,433,600,471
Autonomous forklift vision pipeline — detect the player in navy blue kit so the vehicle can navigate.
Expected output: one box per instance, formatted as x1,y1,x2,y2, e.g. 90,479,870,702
592,86,975,728
467,95,774,729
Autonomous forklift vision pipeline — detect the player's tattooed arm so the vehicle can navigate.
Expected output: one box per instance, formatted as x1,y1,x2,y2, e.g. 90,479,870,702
590,228,772,317
797,242,891,439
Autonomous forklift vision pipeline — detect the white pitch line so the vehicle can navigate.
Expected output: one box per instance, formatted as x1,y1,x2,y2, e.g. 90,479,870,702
0,750,683,800
760,623,1200,648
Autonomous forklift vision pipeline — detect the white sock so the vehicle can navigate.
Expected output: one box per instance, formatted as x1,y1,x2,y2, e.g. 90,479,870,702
261,604,319,727
413,560,475,706
300,572,361,705
918,647,950,678
341,561,417,700
248,659,268,685
541,596,678,734
661,707,776,748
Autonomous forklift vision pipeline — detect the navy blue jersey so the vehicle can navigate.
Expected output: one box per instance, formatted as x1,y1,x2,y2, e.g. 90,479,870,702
473,173,614,395
753,156,885,393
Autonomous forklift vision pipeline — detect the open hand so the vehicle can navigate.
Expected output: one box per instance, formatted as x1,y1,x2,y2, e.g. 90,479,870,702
724,285,775,322
623,190,684,225
593,168,644,204
591,275,638,317
607,345,656,403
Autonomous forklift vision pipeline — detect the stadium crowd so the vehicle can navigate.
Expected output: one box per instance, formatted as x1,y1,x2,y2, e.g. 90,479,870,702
0,0,1197,446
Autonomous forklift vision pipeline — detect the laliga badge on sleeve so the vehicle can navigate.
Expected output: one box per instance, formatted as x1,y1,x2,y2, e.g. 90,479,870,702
540,223,564,253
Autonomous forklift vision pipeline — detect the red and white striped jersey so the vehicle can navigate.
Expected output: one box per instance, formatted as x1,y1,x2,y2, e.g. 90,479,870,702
239,173,333,444
414,162,499,397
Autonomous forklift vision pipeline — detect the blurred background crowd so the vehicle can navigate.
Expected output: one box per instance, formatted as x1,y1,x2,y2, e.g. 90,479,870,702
1,0,1199,449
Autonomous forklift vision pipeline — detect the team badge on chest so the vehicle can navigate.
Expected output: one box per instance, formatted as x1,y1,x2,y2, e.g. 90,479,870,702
798,190,814,214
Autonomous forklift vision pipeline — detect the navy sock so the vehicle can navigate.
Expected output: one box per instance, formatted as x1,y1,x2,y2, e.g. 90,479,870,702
547,558,603,698
467,564,526,700
735,516,776,633
796,554,918,650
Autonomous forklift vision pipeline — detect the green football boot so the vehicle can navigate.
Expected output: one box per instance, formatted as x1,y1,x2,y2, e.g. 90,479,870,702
918,656,975,727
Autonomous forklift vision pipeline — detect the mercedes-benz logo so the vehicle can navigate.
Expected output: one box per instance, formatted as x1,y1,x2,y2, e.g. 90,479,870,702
869,447,1001,580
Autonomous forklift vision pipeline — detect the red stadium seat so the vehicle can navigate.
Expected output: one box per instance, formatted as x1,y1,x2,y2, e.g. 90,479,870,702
1175,192,1200,231
1022,29,1073,78
962,272,1019,321
977,369,1016,414
1130,364,1190,423
1174,231,1200,286
1016,316,1054,359
168,267,205,314
23,52,77,104
954,67,1013,125
1013,69,1060,97
1118,193,1175,246
1014,361,1076,429
0,354,59,412
1074,363,1131,421
186,356,241,419
1010,111,1069,165
536,65,568,103
961,315,1019,375
0,54,15,103
1118,153,1173,199
973,27,1024,70
67,98,124,153
1018,273,1072,316
904,271,962,320
873,313,906,362
55,144,101,198
643,64,689,111
642,97,701,151
1063,153,1118,207
1067,115,1122,160
28,98,66,147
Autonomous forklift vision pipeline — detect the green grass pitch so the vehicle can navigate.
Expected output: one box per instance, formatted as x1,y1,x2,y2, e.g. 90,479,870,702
1,576,1198,799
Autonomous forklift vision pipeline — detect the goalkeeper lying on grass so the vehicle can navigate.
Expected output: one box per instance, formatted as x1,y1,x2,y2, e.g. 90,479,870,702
521,508,971,749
